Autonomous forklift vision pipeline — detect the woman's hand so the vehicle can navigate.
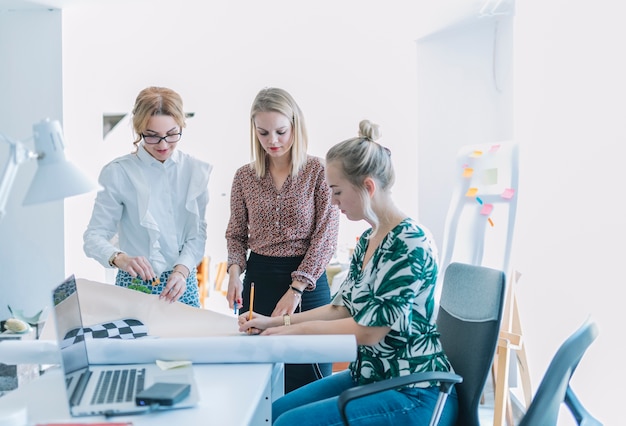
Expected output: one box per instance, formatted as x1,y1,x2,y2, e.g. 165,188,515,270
270,283,304,317
261,324,296,336
226,269,243,310
238,311,275,334
114,253,156,282
160,266,188,304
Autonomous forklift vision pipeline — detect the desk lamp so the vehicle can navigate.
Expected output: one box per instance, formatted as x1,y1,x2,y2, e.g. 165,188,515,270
0,118,97,219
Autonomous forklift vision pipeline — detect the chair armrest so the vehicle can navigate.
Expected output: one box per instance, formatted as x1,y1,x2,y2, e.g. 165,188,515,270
564,387,602,426
337,371,462,425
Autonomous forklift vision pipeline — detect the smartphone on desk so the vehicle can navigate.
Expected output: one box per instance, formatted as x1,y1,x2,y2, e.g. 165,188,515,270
135,382,191,407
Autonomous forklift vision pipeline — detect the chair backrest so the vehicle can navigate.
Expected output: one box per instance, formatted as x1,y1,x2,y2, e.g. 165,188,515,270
519,320,600,426
437,262,506,426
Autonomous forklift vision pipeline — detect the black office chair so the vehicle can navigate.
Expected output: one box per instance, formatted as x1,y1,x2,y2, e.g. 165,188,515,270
337,262,507,426
518,319,601,425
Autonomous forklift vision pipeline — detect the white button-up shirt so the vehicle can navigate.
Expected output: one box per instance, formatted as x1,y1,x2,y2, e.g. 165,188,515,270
83,145,212,275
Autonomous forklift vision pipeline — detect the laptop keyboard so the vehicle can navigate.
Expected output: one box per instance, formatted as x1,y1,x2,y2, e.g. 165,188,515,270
91,368,146,404
69,368,147,406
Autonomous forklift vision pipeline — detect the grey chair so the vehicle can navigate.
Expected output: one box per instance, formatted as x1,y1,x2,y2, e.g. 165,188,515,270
518,319,601,425
337,262,506,426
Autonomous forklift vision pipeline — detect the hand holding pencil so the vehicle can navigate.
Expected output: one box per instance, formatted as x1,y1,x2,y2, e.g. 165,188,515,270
238,282,275,334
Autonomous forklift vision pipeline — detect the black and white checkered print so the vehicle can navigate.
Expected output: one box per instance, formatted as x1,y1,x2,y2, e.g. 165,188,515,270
61,318,148,349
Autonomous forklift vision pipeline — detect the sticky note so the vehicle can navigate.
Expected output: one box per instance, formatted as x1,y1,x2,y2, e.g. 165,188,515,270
488,218,495,227
465,188,478,197
482,168,498,185
501,188,515,199
462,167,474,178
480,204,493,215
489,144,500,153
470,150,483,158
156,359,192,370
476,197,484,205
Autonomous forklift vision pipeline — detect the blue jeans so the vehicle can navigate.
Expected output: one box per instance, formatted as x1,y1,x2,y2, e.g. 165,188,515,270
272,370,458,426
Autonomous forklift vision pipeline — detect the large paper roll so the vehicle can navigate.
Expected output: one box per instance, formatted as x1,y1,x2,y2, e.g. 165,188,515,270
0,340,60,364
86,334,357,364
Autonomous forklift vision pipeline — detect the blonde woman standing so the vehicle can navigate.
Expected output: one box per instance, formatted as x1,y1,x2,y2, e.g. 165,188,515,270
226,87,339,392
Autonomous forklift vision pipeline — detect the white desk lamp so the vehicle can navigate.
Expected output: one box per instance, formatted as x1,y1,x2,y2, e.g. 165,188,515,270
0,118,97,219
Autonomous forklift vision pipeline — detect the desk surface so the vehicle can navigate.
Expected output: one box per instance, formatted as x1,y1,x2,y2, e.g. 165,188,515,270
0,363,277,425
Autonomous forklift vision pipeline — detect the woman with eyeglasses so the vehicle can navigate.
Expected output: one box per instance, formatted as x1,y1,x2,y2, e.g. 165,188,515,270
83,86,212,307
226,87,340,392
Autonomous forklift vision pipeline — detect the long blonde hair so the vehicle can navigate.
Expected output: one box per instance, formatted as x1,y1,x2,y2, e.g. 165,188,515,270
249,87,308,178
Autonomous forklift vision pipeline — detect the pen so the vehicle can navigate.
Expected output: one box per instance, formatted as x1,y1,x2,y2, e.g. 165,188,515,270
248,282,255,334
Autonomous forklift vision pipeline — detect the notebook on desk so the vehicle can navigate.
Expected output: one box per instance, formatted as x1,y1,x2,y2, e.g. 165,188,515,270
51,275,199,417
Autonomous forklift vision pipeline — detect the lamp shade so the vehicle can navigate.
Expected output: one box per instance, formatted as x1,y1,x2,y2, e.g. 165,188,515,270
22,119,98,206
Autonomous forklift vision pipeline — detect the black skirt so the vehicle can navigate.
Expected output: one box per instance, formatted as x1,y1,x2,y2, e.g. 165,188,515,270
242,251,333,393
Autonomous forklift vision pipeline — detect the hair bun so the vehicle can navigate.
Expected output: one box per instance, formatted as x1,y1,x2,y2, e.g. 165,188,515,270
358,119,381,142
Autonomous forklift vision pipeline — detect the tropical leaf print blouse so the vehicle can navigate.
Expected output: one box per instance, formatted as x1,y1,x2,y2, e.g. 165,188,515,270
331,218,452,385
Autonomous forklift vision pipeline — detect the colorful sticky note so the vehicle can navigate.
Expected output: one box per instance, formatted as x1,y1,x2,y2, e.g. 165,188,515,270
470,150,483,158
501,188,515,199
482,168,498,185
480,204,493,215
488,218,495,227
489,144,500,153
465,188,478,197
476,197,484,205
462,167,474,178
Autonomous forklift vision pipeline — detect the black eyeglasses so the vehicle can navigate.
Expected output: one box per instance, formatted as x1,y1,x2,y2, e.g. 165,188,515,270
141,132,182,144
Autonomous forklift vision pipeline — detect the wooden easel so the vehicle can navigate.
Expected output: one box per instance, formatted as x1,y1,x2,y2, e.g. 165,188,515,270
492,270,532,426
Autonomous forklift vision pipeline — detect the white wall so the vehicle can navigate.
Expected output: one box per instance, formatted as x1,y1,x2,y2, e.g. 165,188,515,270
417,16,514,248
417,1,621,423
0,9,65,321
60,0,430,283
512,1,623,422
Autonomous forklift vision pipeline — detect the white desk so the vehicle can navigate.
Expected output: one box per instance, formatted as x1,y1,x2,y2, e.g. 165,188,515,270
0,363,282,426
0,335,356,425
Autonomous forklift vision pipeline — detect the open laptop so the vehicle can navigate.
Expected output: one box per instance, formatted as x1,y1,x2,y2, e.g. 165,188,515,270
51,274,199,417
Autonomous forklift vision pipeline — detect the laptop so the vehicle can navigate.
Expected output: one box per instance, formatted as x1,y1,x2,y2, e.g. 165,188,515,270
51,275,200,417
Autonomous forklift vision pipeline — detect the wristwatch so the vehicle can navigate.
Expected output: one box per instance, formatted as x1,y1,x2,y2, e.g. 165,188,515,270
108,251,124,267
283,314,291,326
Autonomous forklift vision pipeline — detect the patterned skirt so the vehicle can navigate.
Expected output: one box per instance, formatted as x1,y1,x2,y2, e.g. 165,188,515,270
115,268,200,308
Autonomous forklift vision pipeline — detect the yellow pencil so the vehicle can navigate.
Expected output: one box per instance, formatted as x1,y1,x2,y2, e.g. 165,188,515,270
248,282,255,334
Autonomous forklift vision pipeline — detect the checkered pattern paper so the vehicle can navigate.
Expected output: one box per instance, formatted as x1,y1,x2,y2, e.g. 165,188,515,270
61,318,149,349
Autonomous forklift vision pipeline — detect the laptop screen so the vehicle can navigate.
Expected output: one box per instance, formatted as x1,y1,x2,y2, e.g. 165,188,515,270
52,275,90,374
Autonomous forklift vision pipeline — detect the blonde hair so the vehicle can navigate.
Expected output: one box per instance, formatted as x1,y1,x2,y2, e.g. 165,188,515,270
249,87,308,178
131,87,186,153
326,119,394,229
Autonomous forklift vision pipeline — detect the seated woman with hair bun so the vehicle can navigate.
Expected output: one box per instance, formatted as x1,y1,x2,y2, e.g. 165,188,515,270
238,119,458,426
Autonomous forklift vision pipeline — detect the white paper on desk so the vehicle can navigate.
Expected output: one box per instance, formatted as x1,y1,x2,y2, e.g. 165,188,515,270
39,278,239,341
87,335,357,365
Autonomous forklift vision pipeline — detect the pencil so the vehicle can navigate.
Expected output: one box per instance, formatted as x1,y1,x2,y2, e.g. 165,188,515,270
248,282,255,334
248,282,255,321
